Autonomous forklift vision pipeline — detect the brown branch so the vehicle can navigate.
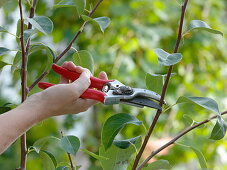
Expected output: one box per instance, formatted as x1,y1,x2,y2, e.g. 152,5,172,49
18,1,39,169
60,131,75,170
54,31,81,63
28,0,38,29
18,0,28,169
28,0,104,91
28,71,48,91
25,0,39,55
132,0,189,169
137,111,227,169
88,0,103,17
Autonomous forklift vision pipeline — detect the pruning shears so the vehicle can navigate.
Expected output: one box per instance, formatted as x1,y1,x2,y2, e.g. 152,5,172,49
38,64,162,110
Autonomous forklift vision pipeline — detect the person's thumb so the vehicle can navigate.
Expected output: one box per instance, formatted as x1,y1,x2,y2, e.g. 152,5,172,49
70,69,91,97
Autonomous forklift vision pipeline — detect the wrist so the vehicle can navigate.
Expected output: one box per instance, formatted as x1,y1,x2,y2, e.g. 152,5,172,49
21,92,50,122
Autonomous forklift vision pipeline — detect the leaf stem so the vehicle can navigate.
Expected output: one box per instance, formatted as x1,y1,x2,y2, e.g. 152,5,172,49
132,1,189,169
28,0,104,91
6,31,19,37
137,111,227,169
162,103,177,113
60,131,75,170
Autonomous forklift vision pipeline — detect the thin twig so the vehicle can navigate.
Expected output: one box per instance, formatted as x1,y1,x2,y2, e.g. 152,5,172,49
137,111,227,169
60,131,75,170
28,0,104,91
25,0,39,55
132,1,189,169
88,0,103,17
28,71,48,91
18,0,28,169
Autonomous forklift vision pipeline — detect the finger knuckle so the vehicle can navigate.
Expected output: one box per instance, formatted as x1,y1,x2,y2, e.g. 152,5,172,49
83,77,91,85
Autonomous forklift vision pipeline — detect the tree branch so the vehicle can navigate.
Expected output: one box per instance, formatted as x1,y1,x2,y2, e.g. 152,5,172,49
132,1,189,169
137,111,227,169
28,0,104,91
18,0,28,169
18,1,39,169
25,0,39,55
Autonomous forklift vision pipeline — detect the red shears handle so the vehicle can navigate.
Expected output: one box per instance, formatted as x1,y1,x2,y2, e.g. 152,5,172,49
38,82,106,103
38,64,113,103
52,64,112,90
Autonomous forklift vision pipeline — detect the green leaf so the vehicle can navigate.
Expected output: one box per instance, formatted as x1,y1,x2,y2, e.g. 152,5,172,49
188,20,223,36
81,15,93,22
2,103,12,107
93,17,111,33
177,143,207,169
101,113,142,150
26,16,53,35
40,150,57,168
0,107,11,114
54,0,86,16
143,160,172,170
0,0,8,7
29,43,47,54
145,73,163,94
76,0,86,16
40,150,56,170
81,149,109,160
56,166,70,170
28,44,55,72
76,165,82,170
190,147,207,169
183,114,194,125
0,61,9,70
45,46,55,72
32,136,60,153
0,26,7,33
81,15,111,33
0,47,10,56
210,117,226,140
16,19,28,44
54,0,75,7
176,96,219,114
60,135,80,155
73,50,94,74
99,138,141,170
113,136,141,149
183,115,205,128
24,29,36,46
11,51,22,73
154,48,183,66
16,20,21,40
0,26,16,37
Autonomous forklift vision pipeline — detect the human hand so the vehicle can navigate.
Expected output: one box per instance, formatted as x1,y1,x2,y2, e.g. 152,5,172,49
33,61,108,119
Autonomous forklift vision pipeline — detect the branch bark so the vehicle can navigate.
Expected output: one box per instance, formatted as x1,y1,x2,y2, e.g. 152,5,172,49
18,0,27,169
132,1,189,169
25,0,39,55
18,0,39,169
137,111,227,169
28,0,104,91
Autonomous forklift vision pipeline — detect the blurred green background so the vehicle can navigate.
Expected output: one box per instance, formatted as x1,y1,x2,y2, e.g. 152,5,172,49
0,0,227,169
